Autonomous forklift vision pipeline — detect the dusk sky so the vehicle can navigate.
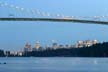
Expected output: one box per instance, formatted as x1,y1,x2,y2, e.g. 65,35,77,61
0,0,108,51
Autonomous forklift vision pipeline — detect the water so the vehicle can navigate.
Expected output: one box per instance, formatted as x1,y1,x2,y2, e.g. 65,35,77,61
0,57,108,72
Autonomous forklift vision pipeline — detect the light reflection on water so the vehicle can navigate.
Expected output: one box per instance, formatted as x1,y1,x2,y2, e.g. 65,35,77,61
0,57,108,72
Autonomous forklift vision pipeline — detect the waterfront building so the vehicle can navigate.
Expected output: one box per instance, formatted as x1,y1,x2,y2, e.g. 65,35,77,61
58,44,64,48
32,41,42,51
77,40,98,48
77,40,84,48
52,42,58,49
9,51,18,56
17,51,23,56
45,44,51,50
83,40,92,47
70,45,76,48
24,42,32,52
52,40,58,49
5,51,10,57
92,40,98,44
65,44,70,48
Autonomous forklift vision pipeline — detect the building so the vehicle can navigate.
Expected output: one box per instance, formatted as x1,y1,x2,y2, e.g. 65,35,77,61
45,44,51,50
52,42,58,49
58,44,64,48
32,41,42,51
70,44,76,48
92,40,98,44
76,40,98,48
52,40,58,49
17,51,23,56
24,42,32,52
77,40,84,48
5,51,10,57
10,51,18,56
83,40,92,47
65,44,70,48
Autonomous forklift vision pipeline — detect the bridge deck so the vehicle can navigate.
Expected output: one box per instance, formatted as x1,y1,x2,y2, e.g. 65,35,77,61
0,18,108,25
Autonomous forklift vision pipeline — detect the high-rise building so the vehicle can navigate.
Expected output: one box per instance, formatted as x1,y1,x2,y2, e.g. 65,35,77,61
76,40,98,48
32,41,42,51
92,40,98,44
83,40,92,47
17,51,23,56
77,40,84,48
24,42,32,52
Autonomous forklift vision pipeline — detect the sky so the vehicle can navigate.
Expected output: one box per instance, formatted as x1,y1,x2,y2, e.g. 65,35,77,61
0,0,108,51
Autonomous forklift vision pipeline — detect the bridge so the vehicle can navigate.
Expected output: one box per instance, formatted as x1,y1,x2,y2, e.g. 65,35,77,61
0,18,108,25
0,2,108,25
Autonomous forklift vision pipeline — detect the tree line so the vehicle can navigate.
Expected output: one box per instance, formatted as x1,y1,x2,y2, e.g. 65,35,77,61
1,42,108,57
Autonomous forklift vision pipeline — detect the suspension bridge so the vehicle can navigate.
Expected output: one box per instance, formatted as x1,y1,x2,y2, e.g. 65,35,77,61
0,2,108,25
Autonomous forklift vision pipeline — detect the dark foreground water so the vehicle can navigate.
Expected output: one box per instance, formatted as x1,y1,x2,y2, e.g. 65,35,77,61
0,57,108,72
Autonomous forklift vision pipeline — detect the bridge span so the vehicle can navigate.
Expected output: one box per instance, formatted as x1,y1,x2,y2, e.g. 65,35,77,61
0,18,108,25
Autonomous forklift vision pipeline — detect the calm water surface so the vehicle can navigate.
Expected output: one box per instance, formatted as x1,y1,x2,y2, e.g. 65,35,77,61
0,57,108,72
